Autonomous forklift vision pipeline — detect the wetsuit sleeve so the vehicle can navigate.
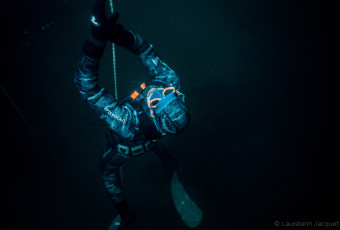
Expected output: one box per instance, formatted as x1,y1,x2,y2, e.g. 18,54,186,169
74,53,136,140
127,32,182,89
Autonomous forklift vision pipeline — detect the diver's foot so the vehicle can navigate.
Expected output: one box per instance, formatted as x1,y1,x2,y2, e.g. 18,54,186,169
117,213,136,230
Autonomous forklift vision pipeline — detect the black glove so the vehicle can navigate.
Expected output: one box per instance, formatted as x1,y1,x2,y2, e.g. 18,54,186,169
83,0,119,58
83,0,148,58
89,0,135,49
107,24,135,48
90,0,119,43
109,24,151,55
90,0,147,54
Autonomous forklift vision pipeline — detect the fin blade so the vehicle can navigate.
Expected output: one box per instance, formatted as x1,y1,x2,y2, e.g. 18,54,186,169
170,172,203,228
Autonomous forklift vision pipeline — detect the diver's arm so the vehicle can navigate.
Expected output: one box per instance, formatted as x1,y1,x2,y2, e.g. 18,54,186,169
122,30,181,88
137,41,181,89
73,20,119,121
108,25,182,89
73,0,136,140
74,0,113,103
74,49,114,108
74,45,135,140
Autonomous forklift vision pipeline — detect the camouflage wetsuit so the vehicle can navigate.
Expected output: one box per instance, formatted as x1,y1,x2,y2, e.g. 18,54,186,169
74,32,181,203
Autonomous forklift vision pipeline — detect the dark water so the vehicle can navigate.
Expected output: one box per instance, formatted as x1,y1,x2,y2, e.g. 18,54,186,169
1,0,338,229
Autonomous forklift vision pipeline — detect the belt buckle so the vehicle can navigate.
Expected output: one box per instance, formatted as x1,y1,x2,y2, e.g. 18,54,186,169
131,145,144,156
103,147,113,159
117,144,130,155
144,141,156,150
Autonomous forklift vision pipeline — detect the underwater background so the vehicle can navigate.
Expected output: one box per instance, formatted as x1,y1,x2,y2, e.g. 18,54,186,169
1,0,338,229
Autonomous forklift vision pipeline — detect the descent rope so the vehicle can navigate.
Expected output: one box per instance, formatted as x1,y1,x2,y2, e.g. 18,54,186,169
109,0,118,100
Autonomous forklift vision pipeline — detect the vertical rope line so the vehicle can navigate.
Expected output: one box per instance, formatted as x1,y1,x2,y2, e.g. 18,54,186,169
109,0,118,101
109,0,123,184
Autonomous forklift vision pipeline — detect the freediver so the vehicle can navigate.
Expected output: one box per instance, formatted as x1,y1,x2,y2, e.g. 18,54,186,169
74,0,193,229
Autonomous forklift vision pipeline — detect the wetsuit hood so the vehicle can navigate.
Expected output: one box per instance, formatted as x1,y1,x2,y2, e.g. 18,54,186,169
142,84,190,135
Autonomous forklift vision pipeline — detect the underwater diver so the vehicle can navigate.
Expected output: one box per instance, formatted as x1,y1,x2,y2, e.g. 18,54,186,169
74,0,201,229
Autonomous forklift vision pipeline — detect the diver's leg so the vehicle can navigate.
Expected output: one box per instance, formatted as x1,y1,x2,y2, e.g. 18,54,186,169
113,199,136,229
101,148,136,229
150,143,202,228
150,142,178,182
101,148,128,203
